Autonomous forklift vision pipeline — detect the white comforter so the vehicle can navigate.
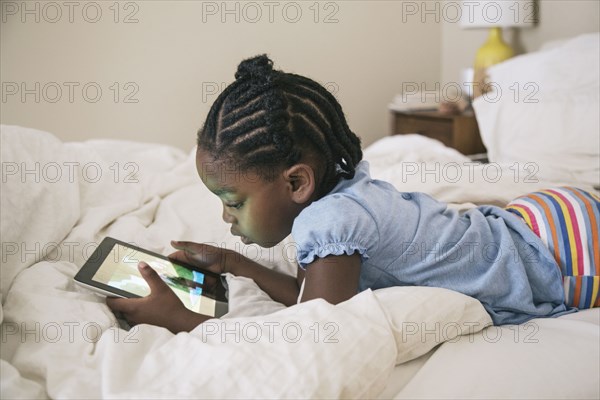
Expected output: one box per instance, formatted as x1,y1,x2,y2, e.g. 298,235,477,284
1,125,598,399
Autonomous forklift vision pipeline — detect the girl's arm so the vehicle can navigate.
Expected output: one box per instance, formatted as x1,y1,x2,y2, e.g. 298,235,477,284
228,252,362,307
227,255,302,306
300,253,362,304
171,241,362,306
170,241,301,307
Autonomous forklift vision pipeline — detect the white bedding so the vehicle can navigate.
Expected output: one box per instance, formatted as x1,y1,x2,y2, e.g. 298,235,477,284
1,125,599,399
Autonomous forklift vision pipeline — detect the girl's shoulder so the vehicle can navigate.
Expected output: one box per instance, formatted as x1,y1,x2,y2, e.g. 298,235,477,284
291,187,382,269
291,163,389,259
294,188,377,231
301,161,386,221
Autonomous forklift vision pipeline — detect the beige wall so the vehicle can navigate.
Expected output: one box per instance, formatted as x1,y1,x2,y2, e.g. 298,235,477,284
0,1,440,151
441,0,600,85
1,1,598,151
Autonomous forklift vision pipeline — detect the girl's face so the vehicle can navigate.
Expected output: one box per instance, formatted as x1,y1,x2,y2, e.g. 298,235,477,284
196,148,303,248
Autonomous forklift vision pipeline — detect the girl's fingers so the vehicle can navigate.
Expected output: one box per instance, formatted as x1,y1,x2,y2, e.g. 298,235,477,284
138,262,168,293
169,241,223,273
171,240,198,252
167,250,189,262
106,296,134,313
171,241,219,261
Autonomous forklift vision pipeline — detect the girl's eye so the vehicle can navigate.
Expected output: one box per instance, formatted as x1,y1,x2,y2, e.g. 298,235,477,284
226,202,243,210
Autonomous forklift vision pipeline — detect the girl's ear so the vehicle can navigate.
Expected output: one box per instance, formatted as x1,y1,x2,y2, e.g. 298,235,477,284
283,164,316,204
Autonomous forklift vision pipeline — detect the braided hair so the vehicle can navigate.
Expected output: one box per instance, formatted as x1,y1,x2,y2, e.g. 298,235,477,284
197,54,362,194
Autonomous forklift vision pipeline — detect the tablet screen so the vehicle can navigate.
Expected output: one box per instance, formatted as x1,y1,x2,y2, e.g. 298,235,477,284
91,244,218,315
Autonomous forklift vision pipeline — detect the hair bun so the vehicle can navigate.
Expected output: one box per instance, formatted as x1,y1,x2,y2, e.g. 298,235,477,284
235,54,274,81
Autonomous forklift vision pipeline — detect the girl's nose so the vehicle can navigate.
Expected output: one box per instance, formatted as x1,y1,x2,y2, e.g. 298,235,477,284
222,206,236,224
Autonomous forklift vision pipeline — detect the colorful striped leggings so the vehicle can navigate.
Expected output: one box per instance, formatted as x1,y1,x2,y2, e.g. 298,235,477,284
506,187,600,309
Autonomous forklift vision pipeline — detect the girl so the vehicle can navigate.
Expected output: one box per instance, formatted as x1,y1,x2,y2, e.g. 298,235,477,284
107,55,599,333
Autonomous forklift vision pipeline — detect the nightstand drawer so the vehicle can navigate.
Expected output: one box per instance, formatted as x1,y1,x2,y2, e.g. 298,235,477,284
390,110,486,155
392,115,453,147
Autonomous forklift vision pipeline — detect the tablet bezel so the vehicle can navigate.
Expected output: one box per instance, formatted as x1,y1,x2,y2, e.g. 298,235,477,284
74,237,228,317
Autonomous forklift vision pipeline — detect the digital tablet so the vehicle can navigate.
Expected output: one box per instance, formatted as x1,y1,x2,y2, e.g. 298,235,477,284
74,237,228,317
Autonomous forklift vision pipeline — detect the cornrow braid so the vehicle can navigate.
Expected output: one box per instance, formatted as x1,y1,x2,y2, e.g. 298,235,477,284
197,54,362,193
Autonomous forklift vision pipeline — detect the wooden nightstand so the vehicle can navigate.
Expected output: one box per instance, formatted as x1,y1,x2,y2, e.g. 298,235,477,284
390,110,486,155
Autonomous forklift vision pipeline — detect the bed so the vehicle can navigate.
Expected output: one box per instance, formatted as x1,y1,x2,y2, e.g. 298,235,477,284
1,33,599,399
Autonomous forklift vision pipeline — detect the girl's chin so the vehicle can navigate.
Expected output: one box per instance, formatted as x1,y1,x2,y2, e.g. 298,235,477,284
240,236,253,245
241,236,283,248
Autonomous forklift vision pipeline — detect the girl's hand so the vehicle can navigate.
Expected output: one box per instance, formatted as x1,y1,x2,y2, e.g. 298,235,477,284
168,240,232,275
106,262,210,333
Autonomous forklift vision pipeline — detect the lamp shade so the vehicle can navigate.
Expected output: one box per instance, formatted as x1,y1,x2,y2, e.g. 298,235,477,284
460,0,536,28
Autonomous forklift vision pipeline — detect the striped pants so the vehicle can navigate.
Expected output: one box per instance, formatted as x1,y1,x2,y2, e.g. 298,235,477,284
506,187,600,309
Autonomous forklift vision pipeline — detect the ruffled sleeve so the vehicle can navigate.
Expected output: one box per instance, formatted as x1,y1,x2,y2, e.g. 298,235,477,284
291,193,380,269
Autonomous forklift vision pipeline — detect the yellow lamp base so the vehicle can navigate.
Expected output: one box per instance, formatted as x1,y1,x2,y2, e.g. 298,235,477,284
473,27,514,98
475,27,514,68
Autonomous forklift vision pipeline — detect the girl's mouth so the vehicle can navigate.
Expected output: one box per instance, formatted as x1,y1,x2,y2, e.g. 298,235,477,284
231,228,253,245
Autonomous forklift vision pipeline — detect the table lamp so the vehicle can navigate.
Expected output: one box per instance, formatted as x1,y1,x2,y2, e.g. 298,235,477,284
461,0,536,97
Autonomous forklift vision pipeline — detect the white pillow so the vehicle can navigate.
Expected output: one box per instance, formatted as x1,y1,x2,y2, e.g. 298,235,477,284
473,33,600,186
372,286,492,365
223,274,493,366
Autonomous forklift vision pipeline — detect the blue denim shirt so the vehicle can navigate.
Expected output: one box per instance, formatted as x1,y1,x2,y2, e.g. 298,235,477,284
292,161,569,325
